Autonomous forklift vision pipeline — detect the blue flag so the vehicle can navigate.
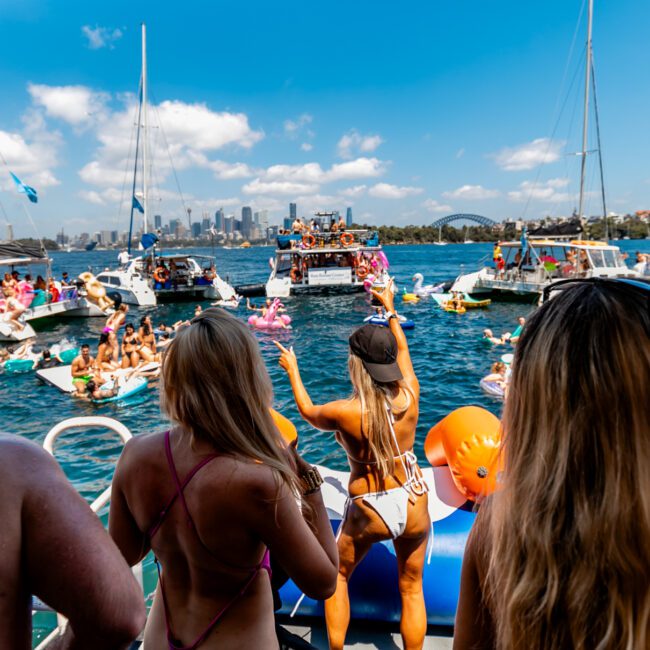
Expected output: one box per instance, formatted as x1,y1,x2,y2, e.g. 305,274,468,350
140,232,158,250
132,196,144,213
10,172,38,203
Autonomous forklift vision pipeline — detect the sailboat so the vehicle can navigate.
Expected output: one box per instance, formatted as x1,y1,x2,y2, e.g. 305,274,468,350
433,225,447,246
96,25,238,307
449,0,639,299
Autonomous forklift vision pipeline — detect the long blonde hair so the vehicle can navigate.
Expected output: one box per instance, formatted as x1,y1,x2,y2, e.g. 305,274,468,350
486,281,650,649
348,354,408,478
161,308,300,498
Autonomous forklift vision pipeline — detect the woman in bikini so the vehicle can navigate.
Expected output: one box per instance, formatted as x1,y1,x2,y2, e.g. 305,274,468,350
105,303,129,332
121,323,141,369
137,315,157,362
96,331,120,371
109,308,338,649
276,279,429,650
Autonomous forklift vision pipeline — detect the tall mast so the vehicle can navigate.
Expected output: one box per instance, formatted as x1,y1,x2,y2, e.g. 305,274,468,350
141,23,149,235
578,0,594,222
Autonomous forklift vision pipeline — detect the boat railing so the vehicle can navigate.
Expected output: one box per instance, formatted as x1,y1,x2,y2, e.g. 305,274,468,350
276,230,379,251
34,417,141,650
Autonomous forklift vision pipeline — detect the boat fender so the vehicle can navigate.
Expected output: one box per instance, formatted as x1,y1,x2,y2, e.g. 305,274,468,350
424,406,502,502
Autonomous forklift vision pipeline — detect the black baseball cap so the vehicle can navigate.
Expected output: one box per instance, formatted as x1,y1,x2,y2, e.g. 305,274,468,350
349,324,403,383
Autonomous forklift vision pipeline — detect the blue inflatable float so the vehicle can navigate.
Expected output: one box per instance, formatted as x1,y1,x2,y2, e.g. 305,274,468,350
278,465,475,625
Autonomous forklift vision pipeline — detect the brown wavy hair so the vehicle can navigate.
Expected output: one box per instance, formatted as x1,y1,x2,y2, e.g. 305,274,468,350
486,280,650,649
161,308,300,499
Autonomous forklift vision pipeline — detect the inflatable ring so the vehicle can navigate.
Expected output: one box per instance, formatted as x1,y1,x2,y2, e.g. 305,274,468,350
356,264,369,279
290,267,302,283
340,232,354,247
425,406,502,502
153,269,167,283
302,234,316,249
79,272,93,283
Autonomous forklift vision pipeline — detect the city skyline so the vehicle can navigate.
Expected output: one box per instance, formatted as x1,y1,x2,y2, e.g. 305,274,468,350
0,1,648,238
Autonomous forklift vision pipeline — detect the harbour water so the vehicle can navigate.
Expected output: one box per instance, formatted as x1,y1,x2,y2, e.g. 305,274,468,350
9,239,643,644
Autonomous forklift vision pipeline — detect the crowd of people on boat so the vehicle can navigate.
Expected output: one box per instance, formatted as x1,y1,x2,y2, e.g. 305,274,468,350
1,277,649,649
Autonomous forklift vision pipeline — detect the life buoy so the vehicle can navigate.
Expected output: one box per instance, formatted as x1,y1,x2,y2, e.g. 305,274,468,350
153,267,167,283
356,264,369,279
340,232,354,247
302,234,316,249
290,267,302,283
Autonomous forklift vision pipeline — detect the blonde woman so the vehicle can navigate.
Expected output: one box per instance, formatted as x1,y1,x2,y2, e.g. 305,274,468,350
455,278,650,649
109,308,337,649
276,279,429,650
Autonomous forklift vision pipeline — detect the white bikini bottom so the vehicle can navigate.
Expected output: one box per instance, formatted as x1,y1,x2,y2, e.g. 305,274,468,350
351,487,411,539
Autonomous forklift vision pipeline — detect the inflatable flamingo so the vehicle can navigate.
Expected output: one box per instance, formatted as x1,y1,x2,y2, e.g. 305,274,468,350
248,298,292,330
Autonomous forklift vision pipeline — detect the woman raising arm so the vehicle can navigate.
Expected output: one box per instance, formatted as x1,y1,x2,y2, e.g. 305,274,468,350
276,279,429,650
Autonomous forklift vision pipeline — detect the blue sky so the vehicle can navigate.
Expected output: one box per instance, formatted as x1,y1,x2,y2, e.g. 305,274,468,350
0,0,648,237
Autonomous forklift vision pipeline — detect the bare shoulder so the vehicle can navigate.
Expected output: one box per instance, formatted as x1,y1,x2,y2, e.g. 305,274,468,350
0,433,57,483
118,431,166,464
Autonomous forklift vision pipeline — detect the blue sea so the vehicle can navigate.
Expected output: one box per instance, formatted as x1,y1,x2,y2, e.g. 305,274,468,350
6,239,643,644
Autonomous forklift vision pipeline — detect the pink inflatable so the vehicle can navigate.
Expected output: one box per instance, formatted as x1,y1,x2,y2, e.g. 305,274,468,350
16,281,34,308
248,298,292,330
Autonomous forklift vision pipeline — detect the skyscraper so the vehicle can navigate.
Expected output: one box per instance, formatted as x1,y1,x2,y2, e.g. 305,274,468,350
154,214,162,230
346,207,353,227
201,217,211,234
289,203,297,220
283,217,292,231
242,206,253,238
224,216,234,235
215,208,225,232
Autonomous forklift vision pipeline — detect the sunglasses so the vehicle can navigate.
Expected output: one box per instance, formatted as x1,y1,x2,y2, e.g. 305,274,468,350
542,277,650,303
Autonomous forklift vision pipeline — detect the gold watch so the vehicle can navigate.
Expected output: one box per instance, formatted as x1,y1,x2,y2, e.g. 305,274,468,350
301,466,324,495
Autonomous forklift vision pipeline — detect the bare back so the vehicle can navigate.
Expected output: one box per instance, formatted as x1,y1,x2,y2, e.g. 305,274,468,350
110,429,336,649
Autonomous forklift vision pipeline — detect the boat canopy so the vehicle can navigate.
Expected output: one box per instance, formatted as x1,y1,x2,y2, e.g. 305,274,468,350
0,241,49,266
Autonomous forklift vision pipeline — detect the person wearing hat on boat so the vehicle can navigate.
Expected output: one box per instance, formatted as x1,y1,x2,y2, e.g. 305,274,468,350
0,434,146,648
275,278,429,650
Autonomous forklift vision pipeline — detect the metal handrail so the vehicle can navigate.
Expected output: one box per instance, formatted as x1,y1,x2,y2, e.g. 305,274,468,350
34,417,137,650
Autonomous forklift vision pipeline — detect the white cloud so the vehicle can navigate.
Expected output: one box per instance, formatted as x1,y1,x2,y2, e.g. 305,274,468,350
28,83,109,127
337,130,384,159
284,113,312,136
442,184,500,200
339,185,367,198
241,179,320,196
243,157,386,197
327,157,386,181
0,125,61,190
368,183,423,199
493,138,564,171
300,142,313,152
507,178,572,203
206,160,256,180
422,198,452,213
82,25,124,50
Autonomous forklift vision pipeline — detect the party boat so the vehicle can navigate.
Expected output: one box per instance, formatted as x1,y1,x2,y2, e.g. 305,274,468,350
265,228,390,298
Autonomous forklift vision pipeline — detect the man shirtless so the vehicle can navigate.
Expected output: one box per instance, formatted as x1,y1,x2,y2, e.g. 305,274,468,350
71,344,101,395
0,434,145,649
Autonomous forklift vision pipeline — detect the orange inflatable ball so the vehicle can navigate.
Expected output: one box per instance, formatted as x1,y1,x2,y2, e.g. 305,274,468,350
424,406,502,502
270,408,298,446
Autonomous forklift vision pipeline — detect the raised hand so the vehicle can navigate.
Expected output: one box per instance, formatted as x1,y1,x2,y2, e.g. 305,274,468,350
370,277,395,313
274,340,299,375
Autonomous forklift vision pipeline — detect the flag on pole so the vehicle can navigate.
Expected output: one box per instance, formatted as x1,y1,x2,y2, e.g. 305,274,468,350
9,172,38,203
132,196,144,213
520,226,529,258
